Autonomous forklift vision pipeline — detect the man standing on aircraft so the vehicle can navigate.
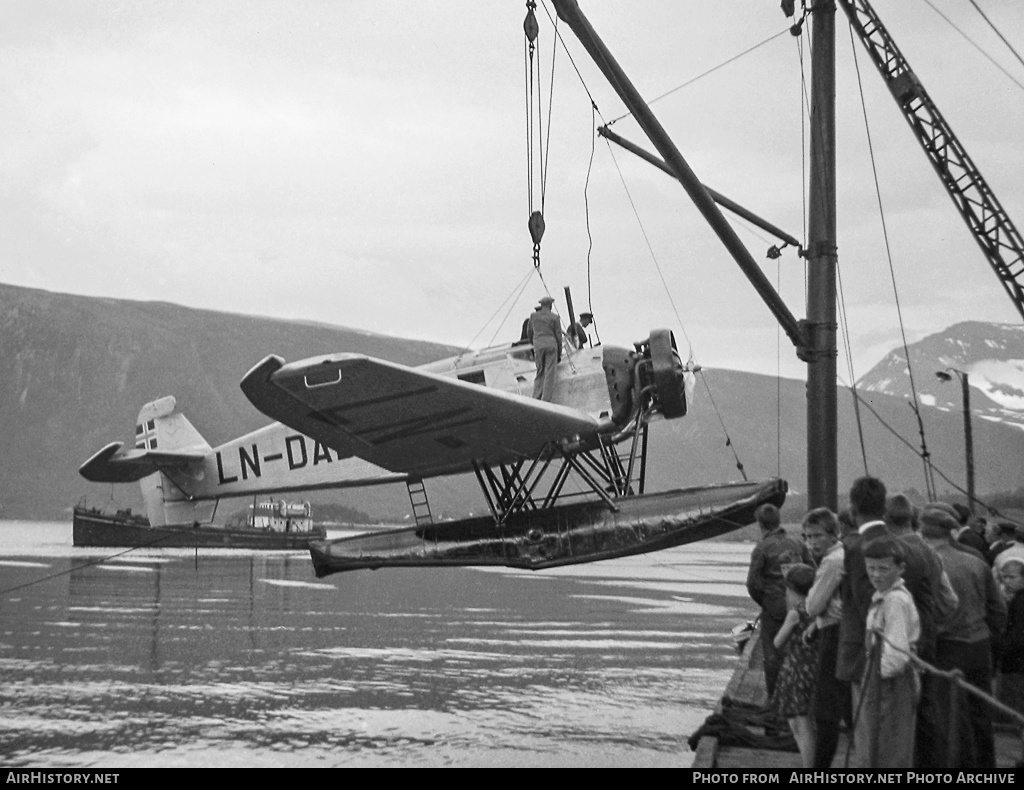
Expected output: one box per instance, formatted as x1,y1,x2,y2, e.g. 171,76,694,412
527,295,563,401
567,312,593,350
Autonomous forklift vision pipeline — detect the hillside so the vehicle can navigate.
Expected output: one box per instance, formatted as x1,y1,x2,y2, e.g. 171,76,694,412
2,282,1023,522
0,283,460,520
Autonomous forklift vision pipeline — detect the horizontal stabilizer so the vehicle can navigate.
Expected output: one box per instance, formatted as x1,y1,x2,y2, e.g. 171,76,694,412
79,441,207,483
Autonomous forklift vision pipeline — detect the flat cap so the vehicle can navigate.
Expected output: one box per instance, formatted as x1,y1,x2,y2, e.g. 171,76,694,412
920,507,957,533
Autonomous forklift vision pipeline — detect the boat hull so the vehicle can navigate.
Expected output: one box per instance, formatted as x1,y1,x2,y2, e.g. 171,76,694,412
309,478,786,576
73,507,326,550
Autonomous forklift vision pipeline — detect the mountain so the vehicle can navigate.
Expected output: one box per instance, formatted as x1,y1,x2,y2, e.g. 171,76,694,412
858,321,1024,431
0,283,461,521
2,282,1022,522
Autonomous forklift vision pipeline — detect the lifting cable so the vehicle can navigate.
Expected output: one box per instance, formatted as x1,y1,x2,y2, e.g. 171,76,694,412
539,0,607,339
789,6,876,482
847,22,937,500
524,1,558,271
795,6,874,480
541,0,795,481
923,0,1024,93
965,0,1024,77
456,265,538,355
835,377,1007,518
602,137,747,481
604,27,792,128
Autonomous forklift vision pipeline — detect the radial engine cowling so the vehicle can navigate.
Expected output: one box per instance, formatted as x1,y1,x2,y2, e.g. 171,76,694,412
601,329,697,425
645,329,689,418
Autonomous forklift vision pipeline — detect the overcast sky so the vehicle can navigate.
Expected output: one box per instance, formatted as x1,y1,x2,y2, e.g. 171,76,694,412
2,0,1022,381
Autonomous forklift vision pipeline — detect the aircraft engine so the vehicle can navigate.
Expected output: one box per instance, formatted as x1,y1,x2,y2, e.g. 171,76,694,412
643,329,688,419
601,329,696,426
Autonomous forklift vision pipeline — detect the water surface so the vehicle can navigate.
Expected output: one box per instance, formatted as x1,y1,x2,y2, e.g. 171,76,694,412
0,521,757,768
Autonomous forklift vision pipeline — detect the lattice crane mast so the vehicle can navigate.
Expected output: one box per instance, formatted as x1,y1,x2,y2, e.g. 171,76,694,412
838,0,1024,322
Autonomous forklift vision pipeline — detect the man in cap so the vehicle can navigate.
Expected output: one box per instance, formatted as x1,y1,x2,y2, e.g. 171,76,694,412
919,506,1005,769
987,521,1021,566
566,312,594,350
949,502,989,557
527,295,563,401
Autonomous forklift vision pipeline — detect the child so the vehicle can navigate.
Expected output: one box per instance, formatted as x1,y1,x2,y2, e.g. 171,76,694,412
995,558,1024,730
852,536,921,768
770,563,819,767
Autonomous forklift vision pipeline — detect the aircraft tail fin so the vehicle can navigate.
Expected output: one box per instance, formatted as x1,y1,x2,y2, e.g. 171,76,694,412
133,397,216,526
79,396,216,526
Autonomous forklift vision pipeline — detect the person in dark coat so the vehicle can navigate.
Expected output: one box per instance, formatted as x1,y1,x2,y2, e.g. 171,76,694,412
995,558,1024,731
884,494,960,770
920,507,1005,770
566,312,593,350
952,503,989,556
987,522,1020,566
836,477,891,687
746,503,808,700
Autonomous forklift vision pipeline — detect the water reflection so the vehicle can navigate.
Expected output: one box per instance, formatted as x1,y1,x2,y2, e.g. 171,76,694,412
0,521,755,767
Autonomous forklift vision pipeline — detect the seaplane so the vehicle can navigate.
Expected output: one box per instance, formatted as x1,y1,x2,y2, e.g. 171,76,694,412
79,319,786,576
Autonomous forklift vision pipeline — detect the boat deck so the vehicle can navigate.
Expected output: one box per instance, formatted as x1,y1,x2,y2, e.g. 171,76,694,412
692,626,1023,769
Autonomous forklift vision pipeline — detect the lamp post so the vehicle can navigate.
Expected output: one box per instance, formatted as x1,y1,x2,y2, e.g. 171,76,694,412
936,368,975,516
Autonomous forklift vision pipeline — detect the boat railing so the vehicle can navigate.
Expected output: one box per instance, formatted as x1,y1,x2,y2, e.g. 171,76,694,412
850,627,1024,768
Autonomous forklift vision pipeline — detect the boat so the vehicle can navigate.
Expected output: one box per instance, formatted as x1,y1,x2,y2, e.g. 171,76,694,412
309,479,785,576
72,499,326,550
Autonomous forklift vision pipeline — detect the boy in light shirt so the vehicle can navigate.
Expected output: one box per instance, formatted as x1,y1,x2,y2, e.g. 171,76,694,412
851,536,920,768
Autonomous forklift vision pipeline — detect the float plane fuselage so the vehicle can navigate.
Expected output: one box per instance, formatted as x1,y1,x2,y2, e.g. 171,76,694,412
80,330,695,527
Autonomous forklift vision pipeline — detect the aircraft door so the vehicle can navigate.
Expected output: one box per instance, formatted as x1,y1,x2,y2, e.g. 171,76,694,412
503,346,536,397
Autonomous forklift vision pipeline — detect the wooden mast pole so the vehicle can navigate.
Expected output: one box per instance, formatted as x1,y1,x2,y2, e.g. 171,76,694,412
806,1,838,510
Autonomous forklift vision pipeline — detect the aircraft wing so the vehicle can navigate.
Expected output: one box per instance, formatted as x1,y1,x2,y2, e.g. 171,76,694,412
79,441,207,483
240,354,603,477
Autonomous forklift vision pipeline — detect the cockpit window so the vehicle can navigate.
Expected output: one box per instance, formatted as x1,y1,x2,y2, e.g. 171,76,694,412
457,370,486,386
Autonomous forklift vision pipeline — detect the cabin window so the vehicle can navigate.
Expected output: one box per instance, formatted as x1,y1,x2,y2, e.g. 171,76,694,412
457,370,486,386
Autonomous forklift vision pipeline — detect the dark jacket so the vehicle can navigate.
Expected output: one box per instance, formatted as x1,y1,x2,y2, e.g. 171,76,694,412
836,521,889,682
997,590,1024,674
746,527,807,621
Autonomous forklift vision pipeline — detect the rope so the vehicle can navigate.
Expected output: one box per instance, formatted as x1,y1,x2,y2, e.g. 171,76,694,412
921,0,1024,93
847,22,936,500
872,626,1024,730
837,265,871,476
0,526,209,598
459,265,538,352
600,137,749,480
606,27,792,127
836,377,1009,520
965,0,1024,78
583,101,600,344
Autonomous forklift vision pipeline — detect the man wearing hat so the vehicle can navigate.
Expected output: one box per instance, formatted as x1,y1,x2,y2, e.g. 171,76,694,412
527,295,563,402
987,521,1022,566
919,506,1005,769
567,312,594,350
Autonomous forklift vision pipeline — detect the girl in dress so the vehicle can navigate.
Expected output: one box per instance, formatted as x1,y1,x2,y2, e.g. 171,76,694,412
770,563,820,767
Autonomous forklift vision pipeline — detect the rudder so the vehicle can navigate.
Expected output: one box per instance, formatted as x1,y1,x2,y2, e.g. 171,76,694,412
135,397,216,527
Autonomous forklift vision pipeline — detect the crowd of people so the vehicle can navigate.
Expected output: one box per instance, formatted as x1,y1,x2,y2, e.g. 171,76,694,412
745,477,1024,769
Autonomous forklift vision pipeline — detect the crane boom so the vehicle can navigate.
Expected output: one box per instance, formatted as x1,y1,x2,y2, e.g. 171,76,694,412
838,0,1024,322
